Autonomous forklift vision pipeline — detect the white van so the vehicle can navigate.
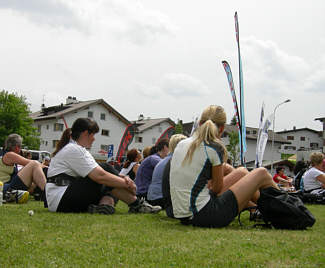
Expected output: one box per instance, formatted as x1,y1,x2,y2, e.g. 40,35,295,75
29,150,51,163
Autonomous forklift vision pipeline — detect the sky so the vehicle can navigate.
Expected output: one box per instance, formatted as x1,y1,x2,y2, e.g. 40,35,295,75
0,0,324,131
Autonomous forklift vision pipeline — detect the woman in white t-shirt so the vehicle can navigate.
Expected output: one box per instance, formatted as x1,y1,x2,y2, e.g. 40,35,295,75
119,149,141,181
303,152,325,194
169,105,279,227
46,118,161,215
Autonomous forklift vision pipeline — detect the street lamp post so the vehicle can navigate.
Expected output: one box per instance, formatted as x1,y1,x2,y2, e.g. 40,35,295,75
270,99,291,174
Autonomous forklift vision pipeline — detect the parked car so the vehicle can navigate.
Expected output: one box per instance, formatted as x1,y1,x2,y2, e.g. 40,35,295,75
29,150,51,163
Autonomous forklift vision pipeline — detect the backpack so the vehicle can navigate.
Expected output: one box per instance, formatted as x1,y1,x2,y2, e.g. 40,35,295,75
256,187,316,230
161,158,174,218
293,168,307,191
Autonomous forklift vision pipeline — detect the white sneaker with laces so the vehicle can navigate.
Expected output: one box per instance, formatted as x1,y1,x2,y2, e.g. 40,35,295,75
128,198,162,214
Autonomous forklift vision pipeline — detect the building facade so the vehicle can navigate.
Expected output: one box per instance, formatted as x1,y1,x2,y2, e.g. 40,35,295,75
129,116,175,152
30,97,131,160
277,127,323,156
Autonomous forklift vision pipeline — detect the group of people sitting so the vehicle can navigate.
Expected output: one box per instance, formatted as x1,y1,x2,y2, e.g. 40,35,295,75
272,155,325,196
1,104,325,228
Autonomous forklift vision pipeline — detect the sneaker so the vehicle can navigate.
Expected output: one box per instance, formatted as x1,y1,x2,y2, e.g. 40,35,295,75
249,209,263,222
87,204,115,215
128,198,162,214
4,189,29,204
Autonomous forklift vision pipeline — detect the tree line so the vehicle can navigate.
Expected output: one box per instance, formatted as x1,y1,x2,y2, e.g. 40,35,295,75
0,90,40,150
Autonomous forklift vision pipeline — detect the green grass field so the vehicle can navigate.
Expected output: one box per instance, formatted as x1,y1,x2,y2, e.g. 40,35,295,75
1,200,325,267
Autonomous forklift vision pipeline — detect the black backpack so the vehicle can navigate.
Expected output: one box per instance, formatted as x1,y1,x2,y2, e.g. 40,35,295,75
293,168,307,190
256,187,316,230
161,158,174,218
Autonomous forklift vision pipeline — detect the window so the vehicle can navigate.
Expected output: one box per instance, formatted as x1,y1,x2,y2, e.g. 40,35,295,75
88,111,93,118
246,130,250,134
37,125,41,134
300,136,305,141
310,143,319,149
46,125,49,130
136,137,143,143
53,123,64,131
101,145,109,151
52,140,59,148
102,129,110,136
287,136,294,140
100,113,106,120
45,141,48,146
152,137,156,144
284,145,296,150
253,130,257,134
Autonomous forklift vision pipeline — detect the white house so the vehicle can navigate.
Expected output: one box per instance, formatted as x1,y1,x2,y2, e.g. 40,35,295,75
277,127,323,156
129,115,175,152
30,96,131,160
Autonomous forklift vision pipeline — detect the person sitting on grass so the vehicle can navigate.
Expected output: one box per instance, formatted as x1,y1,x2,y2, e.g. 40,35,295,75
303,152,325,195
147,134,187,208
119,149,142,181
169,105,279,228
46,118,162,215
142,146,152,160
135,139,169,200
272,166,294,190
0,134,47,203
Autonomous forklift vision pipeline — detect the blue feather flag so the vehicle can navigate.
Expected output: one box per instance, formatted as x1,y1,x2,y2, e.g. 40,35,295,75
234,12,247,165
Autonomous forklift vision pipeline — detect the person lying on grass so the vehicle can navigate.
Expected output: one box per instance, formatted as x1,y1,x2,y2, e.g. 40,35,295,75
0,133,47,203
46,118,162,215
169,105,279,228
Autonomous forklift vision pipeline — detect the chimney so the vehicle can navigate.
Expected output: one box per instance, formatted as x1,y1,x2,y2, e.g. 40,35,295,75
293,126,296,131
138,114,144,121
66,96,78,104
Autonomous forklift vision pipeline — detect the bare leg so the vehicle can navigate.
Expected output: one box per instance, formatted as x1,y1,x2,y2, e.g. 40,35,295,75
220,167,259,209
28,183,37,194
219,167,249,194
17,161,46,190
110,188,137,205
229,167,279,212
223,163,235,176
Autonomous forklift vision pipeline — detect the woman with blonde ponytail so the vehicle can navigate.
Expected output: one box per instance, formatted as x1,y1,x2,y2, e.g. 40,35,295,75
169,105,278,227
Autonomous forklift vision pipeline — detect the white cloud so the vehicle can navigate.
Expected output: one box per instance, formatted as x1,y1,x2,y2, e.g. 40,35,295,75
0,0,84,30
161,73,210,97
0,0,177,44
99,0,177,44
240,36,313,97
304,69,325,93
135,73,210,100
135,83,162,99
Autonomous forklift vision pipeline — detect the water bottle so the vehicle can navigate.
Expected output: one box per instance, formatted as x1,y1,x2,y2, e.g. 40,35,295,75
0,181,3,206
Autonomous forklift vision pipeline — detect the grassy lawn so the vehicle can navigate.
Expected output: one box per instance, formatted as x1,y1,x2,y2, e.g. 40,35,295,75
1,200,325,267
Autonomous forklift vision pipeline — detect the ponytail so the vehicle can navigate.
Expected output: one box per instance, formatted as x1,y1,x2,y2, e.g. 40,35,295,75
52,128,71,157
182,105,227,165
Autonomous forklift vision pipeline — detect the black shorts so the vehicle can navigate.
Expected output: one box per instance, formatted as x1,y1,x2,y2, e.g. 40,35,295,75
191,190,239,228
57,177,113,213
